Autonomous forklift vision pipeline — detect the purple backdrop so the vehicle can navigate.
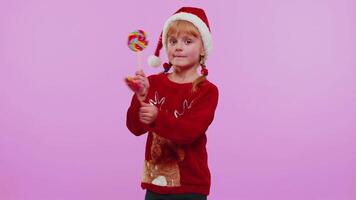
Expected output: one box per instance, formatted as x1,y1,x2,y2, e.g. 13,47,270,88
1,0,355,200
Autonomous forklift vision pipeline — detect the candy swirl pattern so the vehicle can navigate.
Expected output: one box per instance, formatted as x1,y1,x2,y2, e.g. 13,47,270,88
127,30,148,52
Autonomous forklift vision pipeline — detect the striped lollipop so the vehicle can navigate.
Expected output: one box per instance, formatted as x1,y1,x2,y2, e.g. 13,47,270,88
125,30,148,91
127,30,148,52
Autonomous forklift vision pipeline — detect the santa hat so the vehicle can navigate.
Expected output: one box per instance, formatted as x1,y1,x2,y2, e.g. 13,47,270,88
148,7,213,69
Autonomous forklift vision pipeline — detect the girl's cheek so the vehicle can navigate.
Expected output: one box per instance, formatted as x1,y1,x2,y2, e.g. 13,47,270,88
168,49,174,57
185,48,197,57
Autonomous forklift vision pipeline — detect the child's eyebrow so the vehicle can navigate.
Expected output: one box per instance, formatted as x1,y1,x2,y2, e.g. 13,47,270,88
181,35,197,40
167,34,198,41
181,33,199,38
185,35,195,38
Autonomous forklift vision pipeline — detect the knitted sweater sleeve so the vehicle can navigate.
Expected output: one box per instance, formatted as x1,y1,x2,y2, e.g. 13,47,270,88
148,85,219,144
126,94,148,136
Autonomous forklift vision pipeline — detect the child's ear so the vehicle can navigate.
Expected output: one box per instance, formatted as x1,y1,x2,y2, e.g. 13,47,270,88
200,49,205,56
199,54,205,64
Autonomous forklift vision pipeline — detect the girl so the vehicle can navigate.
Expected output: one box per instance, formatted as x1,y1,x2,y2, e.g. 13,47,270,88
126,7,218,200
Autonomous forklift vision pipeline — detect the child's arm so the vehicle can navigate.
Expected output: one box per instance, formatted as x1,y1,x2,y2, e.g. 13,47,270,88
125,70,151,136
148,85,219,144
126,94,148,136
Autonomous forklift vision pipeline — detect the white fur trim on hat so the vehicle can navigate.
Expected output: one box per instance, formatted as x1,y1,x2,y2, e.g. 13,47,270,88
162,12,213,62
147,55,162,67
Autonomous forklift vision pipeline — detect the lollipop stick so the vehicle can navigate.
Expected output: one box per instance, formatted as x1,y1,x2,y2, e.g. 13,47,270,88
136,51,142,71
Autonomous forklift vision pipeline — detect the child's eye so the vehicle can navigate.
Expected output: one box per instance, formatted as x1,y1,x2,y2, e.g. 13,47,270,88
184,39,192,45
169,39,177,45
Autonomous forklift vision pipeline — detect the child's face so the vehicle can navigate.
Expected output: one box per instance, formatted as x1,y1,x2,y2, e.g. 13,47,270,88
166,33,204,70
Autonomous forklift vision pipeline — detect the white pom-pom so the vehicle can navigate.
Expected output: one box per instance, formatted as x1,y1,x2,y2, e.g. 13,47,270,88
148,55,161,67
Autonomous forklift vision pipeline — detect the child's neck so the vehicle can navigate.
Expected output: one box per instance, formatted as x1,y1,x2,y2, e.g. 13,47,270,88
169,65,200,84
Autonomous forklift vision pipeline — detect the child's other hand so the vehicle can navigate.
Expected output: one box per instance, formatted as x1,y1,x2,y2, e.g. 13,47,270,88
125,70,149,102
139,102,158,125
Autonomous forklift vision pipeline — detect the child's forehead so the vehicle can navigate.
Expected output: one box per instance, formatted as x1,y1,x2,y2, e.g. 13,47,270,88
167,32,198,39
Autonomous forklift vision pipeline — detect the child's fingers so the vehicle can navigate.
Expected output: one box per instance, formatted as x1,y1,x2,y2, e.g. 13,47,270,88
135,70,146,77
139,108,149,114
135,70,142,76
125,78,141,92
139,115,151,121
140,119,150,124
125,76,149,97
131,76,143,82
139,116,151,124
139,112,153,117
134,77,145,86
135,76,148,86
139,105,156,114
132,77,147,89
140,105,152,112
131,75,149,91
140,102,152,107
139,107,154,115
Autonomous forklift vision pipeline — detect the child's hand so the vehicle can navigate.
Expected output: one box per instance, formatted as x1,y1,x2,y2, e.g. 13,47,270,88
125,70,149,102
139,102,158,125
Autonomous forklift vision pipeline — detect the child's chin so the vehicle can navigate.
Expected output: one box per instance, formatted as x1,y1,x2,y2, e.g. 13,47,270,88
172,61,194,68
174,64,189,69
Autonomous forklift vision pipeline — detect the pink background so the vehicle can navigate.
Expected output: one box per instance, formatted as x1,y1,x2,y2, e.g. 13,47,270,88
1,0,355,199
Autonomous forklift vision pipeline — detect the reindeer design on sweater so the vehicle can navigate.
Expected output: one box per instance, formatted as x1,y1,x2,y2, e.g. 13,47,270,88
142,91,193,187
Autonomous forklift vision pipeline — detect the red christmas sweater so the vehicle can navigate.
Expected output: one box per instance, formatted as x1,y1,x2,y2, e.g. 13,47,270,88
126,72,219,195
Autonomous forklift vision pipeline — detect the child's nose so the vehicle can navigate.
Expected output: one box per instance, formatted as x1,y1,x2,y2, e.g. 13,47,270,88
175,42,183,51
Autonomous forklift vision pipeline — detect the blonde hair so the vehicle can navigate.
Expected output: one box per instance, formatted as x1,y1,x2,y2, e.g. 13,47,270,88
165,20,208,92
